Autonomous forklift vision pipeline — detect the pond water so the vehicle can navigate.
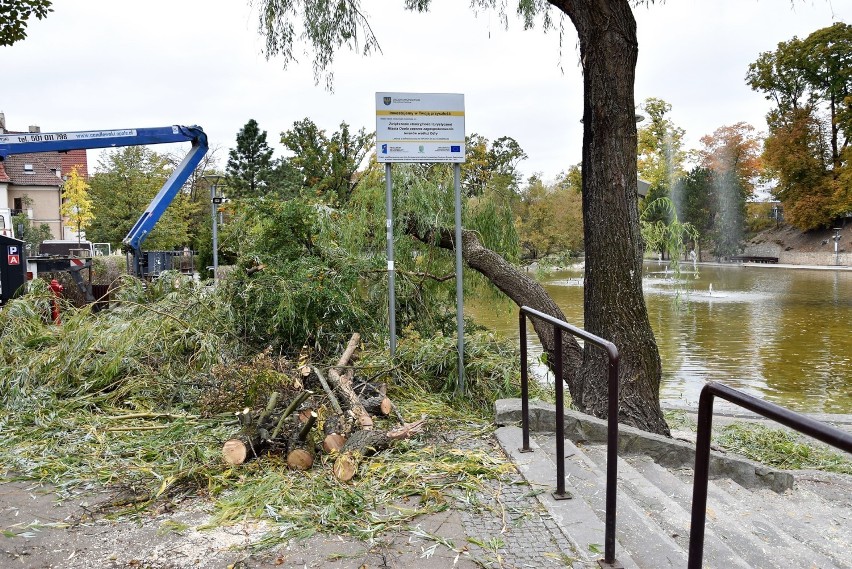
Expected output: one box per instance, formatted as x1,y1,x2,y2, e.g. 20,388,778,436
466,262,852,414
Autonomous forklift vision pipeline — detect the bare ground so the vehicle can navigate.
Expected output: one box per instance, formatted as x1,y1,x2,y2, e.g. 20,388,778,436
0,480,482,569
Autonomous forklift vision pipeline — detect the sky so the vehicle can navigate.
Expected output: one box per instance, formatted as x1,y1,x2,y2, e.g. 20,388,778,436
2,0,850,183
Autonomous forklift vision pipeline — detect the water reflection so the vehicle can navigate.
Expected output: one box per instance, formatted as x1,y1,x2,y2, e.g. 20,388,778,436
466,263,852,413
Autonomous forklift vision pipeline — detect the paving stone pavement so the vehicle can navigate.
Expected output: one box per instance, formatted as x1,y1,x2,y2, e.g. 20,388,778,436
456,466,586,568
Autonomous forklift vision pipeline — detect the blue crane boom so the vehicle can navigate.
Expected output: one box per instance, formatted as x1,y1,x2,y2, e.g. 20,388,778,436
0,125,208,276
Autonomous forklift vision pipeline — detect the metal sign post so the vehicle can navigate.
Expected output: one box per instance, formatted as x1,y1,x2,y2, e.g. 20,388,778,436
453,163,465,393
376,92,466,391
385,162,397,356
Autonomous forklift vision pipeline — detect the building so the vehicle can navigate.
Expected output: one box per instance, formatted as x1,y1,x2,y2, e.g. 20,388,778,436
0,113,89,239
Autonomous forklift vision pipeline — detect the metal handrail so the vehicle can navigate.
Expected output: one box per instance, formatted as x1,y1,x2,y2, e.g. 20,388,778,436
688,382,852,569
518,306,622,568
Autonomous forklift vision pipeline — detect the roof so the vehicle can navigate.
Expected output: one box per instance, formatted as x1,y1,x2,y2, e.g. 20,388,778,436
61,149,88,179
0,126,89,184
3,153,63,186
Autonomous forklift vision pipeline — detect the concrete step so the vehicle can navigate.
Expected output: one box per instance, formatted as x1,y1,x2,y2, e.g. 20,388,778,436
586,446,848,569
673,469,852,569
578,444,752,569
530,431,689,568
494,426,640,568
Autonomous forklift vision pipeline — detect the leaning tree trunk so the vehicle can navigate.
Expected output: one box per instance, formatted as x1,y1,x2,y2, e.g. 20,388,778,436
555,0,670,435
406,219,584,391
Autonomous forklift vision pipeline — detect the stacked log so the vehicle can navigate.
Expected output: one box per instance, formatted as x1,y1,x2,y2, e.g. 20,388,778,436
221,333,422,480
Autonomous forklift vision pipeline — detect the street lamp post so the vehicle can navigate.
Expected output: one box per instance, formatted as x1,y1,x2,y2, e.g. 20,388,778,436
202,175,223,284
833,228,842,266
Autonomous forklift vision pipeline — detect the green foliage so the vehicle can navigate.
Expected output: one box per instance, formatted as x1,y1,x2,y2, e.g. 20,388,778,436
88,147,198,250
0,273,237,409
716,423,852,475
0,0,52,46
226,119,278,199
675,166,715,237
280,118,374,205
11,213,52,254
514,172,583,260
640,197,698,288
223,256,374,353
462,133,528,196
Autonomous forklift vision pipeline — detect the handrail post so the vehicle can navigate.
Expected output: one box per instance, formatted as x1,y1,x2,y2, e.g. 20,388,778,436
686,383,852,568
688,386,714,569
552,327,571,500
519,312,531,452
603,350,620,565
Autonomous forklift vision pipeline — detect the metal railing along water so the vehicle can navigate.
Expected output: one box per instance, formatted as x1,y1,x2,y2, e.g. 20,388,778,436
688,382,852,569
518,306,623,568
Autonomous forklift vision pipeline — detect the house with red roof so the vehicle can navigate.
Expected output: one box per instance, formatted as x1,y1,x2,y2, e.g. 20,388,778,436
0,113,89,240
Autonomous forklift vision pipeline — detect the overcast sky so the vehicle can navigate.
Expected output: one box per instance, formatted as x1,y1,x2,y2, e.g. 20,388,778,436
2,0,849,182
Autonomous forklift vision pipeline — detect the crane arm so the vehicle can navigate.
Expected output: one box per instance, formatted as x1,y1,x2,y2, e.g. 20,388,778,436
0,125,208,276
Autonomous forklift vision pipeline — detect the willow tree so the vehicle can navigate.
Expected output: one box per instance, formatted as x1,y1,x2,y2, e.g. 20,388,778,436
252,0,669,434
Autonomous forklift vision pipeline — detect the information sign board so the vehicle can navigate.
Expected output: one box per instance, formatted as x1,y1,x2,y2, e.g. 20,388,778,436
375,93,465,163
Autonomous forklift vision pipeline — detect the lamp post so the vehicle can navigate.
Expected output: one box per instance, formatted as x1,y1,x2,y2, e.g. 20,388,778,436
833,228,842,266
202,175,223,284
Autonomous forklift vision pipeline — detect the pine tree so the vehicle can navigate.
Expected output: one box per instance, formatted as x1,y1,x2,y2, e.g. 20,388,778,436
226,119,275,200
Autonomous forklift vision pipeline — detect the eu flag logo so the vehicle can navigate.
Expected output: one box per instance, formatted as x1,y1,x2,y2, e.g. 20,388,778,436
450,145,461,152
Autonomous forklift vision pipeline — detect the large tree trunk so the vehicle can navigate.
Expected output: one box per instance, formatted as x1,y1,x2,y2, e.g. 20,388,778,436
555,0,669,435
406,220,584,393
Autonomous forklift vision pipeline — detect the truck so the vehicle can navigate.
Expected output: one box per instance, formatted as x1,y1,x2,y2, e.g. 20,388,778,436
0,125,209,278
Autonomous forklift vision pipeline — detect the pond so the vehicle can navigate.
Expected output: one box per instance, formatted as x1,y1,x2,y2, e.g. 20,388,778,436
466,262,852,414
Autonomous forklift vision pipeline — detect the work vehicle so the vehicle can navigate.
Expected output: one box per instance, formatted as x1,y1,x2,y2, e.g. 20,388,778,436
0,125,208,277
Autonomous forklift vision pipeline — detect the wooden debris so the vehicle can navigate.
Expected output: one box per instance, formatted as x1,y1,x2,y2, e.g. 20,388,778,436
220,334,424,480
323,433,347,453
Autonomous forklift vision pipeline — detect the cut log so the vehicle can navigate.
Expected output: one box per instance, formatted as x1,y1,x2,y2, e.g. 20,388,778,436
332,453,358,482
327,333,373,429
287,448,314,470
341,429,392,456
222,436,263,465
387,418,426,441
361,396,392,416
323,433,346,453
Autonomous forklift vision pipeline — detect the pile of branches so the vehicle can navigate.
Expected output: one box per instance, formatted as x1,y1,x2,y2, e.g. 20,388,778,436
221,333,424,481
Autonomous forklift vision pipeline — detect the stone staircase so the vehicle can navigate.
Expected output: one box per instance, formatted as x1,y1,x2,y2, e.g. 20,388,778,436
494,404,852,568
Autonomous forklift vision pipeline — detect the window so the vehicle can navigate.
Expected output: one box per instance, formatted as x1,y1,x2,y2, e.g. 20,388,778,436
23,164,34,173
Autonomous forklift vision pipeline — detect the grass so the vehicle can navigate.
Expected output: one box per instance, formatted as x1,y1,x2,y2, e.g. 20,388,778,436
664,410,852,475
715,423,852,475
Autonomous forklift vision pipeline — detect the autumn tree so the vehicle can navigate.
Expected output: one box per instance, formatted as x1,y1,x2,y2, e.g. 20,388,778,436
697,123,763,258
747,22,852,229
253,0,670,434
514,170,583,260
59,166,95,244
